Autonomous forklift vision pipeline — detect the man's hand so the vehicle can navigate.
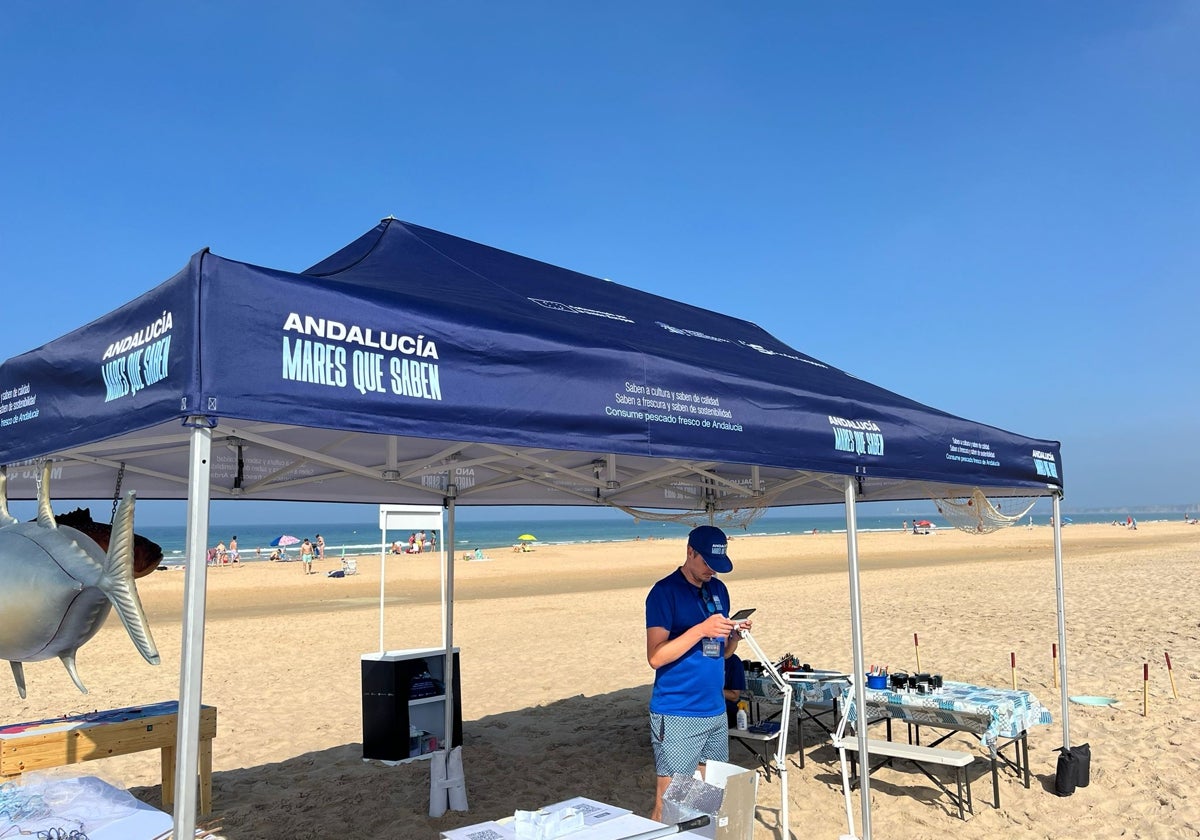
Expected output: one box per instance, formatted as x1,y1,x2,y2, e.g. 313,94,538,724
702,612,737,639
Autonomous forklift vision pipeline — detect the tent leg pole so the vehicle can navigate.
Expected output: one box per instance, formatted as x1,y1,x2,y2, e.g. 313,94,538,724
379,538,387,653
845,477,870,840
443,494,457,751
173,420,212,840
1052,493,1070,749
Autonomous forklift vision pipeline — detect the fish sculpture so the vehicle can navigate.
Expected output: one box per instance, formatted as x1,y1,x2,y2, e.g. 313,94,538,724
0,463,160,698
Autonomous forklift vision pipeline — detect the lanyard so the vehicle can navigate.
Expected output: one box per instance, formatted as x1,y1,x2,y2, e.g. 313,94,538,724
697,583,719,623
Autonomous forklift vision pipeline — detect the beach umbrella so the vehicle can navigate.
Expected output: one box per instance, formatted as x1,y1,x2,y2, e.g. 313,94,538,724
517,533,537,542
270,534,300,547
914,520,932,528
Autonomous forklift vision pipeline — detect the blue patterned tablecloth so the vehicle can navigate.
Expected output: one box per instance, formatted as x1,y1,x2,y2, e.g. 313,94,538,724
840,680,1053,753
747,671,849,708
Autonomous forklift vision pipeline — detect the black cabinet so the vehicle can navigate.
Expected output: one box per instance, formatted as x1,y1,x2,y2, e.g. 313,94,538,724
361,648,462,762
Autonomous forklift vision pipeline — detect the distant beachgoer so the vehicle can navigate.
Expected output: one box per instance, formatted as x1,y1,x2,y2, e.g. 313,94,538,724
902,520,909,533
300,539,315,574
215,541,228,564
229,536,240,563
315,534,325,560
391,540,403,554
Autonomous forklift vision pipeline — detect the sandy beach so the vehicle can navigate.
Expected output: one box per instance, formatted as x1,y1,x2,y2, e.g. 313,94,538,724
5,521,1198,839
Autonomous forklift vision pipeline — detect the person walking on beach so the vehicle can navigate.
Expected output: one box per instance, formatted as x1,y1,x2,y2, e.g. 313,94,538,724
228,535,240,563
300,538,315,574
315,534,325,561
644,525,751,822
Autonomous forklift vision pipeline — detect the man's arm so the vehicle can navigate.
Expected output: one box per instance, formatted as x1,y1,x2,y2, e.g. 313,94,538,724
647,613,736,670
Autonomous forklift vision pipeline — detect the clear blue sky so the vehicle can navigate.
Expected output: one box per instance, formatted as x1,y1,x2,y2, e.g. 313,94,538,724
1,2,1196,524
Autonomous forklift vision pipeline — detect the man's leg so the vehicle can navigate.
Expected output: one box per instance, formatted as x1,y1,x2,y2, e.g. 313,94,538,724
652,774,673,823
651,713,726,822
650,712,703,822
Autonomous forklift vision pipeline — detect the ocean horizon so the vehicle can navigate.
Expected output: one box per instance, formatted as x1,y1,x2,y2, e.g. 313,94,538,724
138,509,1181,564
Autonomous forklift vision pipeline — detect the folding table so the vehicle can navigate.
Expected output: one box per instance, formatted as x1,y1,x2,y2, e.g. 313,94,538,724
839,680,1053,807
745,669,849,768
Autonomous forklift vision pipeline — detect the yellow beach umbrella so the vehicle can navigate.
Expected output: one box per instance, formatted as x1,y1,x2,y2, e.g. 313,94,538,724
517,533,537,541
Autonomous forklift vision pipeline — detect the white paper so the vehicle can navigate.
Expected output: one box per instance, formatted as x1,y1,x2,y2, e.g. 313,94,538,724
541,796,631,827
440,820,517,840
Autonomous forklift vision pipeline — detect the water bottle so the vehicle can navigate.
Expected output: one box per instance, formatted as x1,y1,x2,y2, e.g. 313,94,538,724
736,702,748,731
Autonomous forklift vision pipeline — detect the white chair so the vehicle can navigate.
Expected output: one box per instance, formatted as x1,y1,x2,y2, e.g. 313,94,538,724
342,557,358,575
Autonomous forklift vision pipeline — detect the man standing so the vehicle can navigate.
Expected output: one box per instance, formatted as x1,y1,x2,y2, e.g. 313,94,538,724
645,525,751,822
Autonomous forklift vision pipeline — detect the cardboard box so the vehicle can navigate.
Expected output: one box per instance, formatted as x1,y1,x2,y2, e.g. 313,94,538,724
661,761,757,840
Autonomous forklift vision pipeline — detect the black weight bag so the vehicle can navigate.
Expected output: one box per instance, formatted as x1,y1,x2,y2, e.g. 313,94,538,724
1054,743,1091,796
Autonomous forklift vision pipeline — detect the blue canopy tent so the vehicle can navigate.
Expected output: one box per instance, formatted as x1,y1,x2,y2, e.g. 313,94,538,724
0,218,1067,839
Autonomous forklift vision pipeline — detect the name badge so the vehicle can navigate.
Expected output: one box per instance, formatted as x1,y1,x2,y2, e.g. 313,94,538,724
702,638,721,658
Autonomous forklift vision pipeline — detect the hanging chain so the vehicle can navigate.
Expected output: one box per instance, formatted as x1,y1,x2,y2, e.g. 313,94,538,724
110,462,126,524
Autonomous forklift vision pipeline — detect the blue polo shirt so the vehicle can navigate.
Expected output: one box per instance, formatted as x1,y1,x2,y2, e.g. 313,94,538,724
646,568,729,717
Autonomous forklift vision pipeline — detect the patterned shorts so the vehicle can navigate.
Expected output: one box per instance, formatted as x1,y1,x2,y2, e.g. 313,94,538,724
649,712,728,777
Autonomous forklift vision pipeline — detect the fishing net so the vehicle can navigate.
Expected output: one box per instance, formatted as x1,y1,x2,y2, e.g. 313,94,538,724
612,502,772,532
931,487,1038,534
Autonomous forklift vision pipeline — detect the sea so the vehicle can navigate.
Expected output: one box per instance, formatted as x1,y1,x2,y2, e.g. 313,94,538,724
139,508,1181,565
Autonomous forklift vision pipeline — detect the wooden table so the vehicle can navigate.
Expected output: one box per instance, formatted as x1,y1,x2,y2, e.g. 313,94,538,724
0,700,217,816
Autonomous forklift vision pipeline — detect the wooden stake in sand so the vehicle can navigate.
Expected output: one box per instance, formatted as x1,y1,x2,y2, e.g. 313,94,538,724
1143,663,1150,717
914,633,921,672
1166,652,1178,700
1011,651,1017,690
1052,643,1059,689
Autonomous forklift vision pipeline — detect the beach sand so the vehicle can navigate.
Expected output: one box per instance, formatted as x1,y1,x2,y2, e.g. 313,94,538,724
5,521,1199,838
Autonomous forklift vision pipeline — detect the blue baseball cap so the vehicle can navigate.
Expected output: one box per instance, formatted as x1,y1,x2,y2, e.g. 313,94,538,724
688,525,732,573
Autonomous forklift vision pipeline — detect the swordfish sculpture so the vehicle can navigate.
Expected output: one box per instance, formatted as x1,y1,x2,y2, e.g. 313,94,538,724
0,463,160,698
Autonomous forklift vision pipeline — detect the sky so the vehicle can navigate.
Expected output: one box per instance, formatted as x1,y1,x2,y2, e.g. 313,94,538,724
1,2,1197,525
